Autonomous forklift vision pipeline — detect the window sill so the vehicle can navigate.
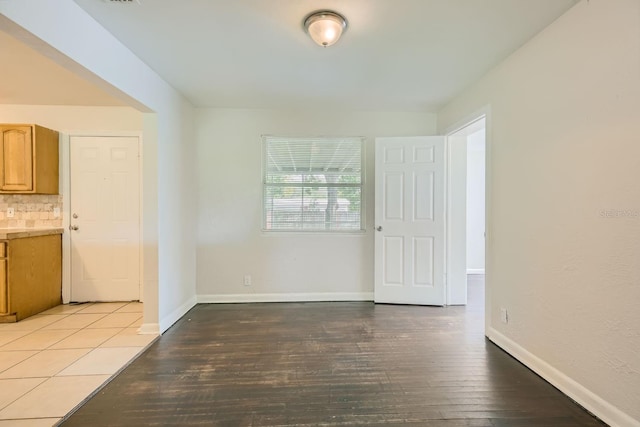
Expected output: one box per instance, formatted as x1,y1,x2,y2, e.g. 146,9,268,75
260,229,367,237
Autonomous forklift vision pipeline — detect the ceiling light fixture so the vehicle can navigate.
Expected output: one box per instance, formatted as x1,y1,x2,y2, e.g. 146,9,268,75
303,10,347,47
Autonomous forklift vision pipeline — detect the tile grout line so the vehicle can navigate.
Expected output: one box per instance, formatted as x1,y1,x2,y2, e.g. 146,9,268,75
0,376,48,413
0,302,148,425
0,304,134,378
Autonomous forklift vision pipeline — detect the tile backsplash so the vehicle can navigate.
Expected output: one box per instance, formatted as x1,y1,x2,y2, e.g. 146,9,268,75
0,195,63,228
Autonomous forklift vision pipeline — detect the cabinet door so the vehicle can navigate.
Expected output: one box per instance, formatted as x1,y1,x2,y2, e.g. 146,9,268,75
0,242,6,314
0,126,34,192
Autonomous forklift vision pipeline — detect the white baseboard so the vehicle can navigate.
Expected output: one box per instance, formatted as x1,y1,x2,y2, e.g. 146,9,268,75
137,323,160,335
467,268,485,275
158,295,197,333
197,292,374,304
487,327,640,427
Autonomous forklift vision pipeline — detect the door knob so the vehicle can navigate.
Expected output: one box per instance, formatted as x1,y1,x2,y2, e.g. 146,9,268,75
69,225,79,231
376,226,383,232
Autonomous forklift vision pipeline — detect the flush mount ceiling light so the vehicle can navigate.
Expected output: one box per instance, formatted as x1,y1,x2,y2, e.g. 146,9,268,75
303,10,347,47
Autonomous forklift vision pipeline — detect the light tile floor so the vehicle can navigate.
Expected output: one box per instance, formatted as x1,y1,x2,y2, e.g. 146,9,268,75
0,302,157,426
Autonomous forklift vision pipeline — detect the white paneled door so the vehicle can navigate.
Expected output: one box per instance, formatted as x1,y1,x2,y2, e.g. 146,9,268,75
69,136,140,302
375,137,446,305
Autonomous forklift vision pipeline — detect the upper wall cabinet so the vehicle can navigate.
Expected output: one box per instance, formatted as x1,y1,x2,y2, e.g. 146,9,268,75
0,124,59,194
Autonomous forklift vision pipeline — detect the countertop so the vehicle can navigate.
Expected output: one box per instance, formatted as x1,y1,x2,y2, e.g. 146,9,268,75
0,228,64,240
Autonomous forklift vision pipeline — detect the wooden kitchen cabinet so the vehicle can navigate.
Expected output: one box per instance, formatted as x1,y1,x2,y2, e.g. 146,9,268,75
0,124,59,194
0,231,62,322
0,244,6,315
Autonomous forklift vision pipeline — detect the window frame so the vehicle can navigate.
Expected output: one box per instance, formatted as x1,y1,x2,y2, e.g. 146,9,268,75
261,135,366,233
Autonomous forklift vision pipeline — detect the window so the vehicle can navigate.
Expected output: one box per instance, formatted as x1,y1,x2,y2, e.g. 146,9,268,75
263,136,364,232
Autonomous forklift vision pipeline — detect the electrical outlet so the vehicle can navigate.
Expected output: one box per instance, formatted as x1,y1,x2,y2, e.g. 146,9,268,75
243,275,252,286
53,207,61,218
500,307,508,324
6,207,14,218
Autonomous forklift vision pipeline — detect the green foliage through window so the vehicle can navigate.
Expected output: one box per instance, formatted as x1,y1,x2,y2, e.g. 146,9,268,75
263,136,364,231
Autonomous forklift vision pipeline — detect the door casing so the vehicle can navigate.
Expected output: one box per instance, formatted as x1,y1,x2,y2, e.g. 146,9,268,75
441,106,490,324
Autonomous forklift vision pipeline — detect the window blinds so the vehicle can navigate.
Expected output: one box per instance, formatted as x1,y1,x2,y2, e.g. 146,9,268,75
263,136,364,231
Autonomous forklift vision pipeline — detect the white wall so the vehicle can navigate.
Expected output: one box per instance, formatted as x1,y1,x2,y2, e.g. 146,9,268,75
155,98,197,331
0,105,143,131
196,108,436,300
438,1,640,425
0,0,198,333
466,129,485,274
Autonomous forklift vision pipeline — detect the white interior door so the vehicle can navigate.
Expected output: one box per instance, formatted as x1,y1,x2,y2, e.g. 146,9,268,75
70,136,140,302
374,136,446,305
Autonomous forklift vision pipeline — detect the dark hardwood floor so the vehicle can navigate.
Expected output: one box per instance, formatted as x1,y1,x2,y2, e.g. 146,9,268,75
60,276,604,426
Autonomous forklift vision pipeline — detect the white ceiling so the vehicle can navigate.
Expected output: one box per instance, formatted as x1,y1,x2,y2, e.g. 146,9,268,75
3,0,579,111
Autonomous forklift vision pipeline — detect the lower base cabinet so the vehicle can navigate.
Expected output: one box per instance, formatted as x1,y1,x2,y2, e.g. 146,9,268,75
0,234,62,322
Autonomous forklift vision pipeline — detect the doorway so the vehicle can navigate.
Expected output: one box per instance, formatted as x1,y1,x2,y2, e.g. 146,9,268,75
372,120,487,307
446,117,486,305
